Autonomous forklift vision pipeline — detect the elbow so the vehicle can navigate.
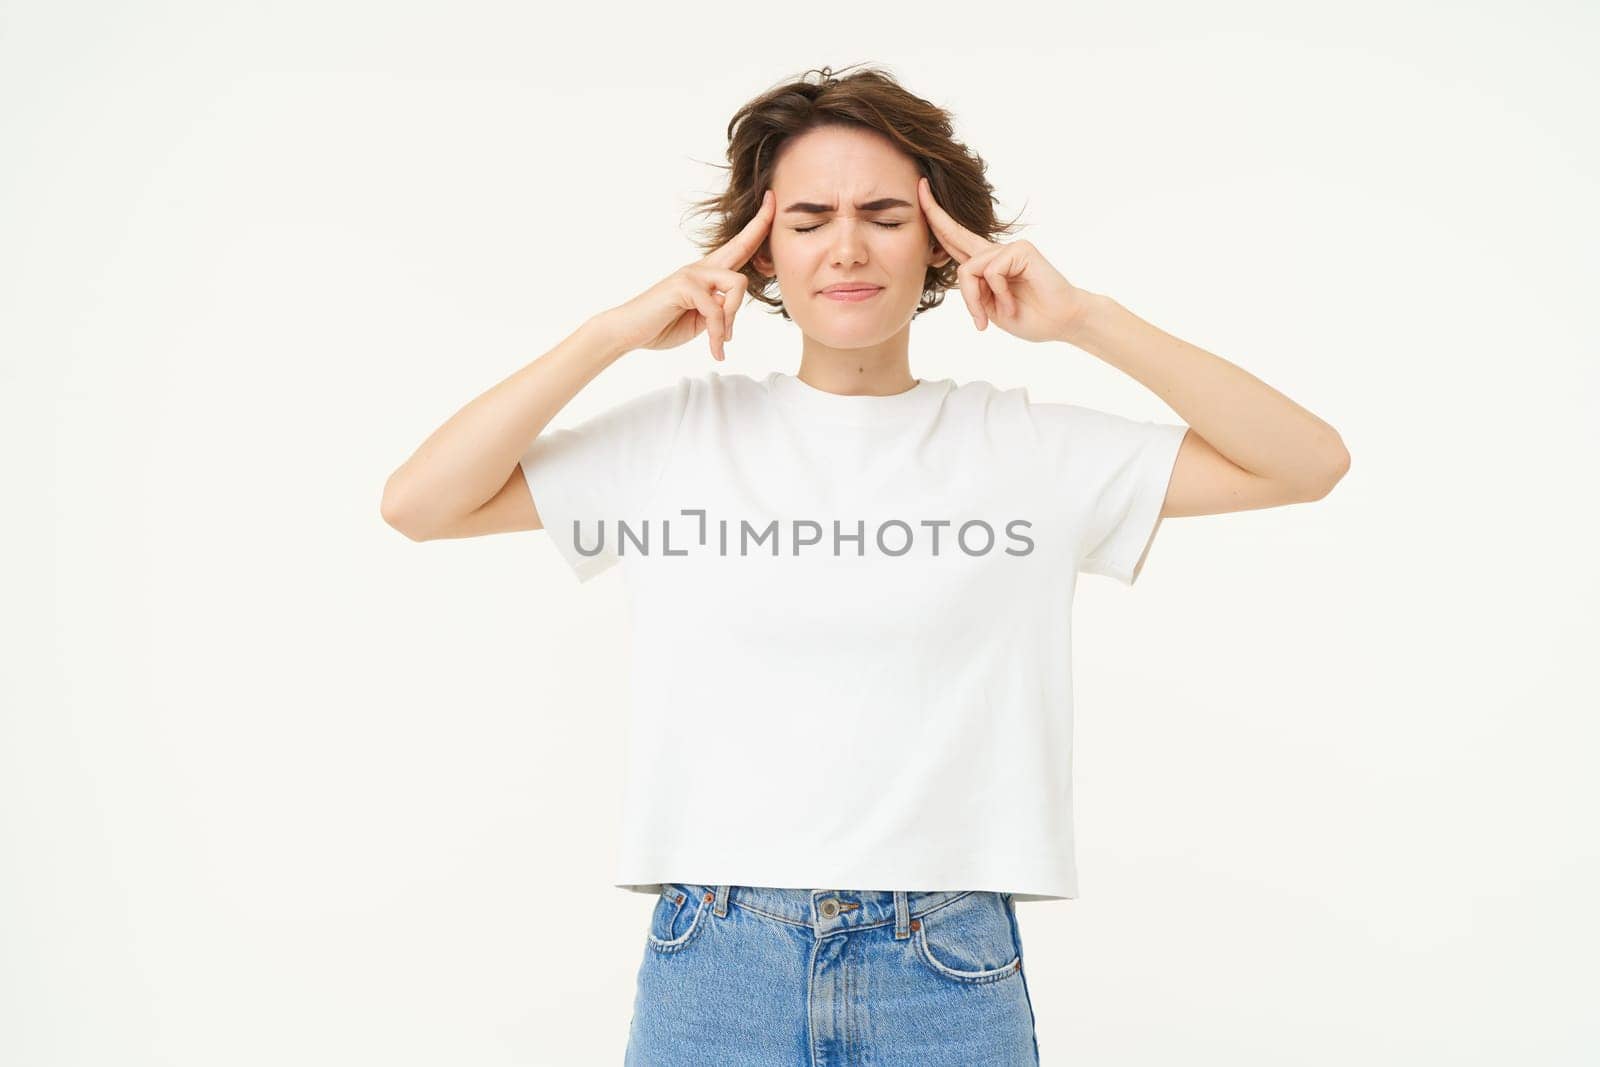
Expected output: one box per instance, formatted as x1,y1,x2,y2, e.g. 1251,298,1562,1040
1327,434,1352,486
382,505,430,542
381,476,434,542
1307,438,1351,501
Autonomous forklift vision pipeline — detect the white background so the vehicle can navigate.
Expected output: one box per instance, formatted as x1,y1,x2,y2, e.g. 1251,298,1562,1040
4,2,1596,1064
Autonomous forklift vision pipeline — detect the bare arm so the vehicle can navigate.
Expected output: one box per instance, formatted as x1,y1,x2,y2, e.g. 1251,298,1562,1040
380,189,777,543
912,177,1349,517
379,315,629,541
1062,292,1351,516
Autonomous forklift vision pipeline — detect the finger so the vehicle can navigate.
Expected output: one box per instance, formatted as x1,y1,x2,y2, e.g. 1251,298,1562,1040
718,271,749,341
683,279,727,361
979,248,1019,319
989,273,1016,320
695,265,746,342
706,189,776,272
977,278,996,329
963,245,1012,325
917,176,988,264
703,293,727,361
955,258,988,330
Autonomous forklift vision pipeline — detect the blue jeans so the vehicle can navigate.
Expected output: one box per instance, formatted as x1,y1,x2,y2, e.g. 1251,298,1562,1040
625,883,1041,1066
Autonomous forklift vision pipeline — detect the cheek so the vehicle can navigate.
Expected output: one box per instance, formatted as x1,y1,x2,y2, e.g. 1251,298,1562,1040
889,237,931,276
767,233,805,267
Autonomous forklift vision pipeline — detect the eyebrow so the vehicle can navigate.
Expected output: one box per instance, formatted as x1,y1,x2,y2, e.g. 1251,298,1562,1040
781,197,914,215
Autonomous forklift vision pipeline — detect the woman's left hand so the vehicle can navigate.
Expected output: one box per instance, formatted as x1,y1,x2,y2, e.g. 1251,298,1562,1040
917,176,1092,343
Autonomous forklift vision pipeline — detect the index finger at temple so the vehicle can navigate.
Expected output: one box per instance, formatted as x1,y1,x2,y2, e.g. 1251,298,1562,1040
708,189,775,270
918,176,984,263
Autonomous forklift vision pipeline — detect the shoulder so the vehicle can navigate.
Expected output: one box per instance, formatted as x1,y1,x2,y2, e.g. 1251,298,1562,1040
939,378,1075,438
933,376,1030,421
675,369,769,407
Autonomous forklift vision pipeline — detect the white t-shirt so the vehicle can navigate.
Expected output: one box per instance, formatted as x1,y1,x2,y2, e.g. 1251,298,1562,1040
519,369,1188,902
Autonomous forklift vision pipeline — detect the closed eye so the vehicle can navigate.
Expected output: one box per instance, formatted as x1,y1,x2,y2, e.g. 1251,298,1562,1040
794,221,905,233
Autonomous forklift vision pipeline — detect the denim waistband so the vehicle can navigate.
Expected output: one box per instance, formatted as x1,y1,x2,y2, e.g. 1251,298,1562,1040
665,883,1010,941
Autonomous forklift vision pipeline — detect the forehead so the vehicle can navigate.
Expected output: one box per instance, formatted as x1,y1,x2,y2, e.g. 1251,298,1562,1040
770,124,920,197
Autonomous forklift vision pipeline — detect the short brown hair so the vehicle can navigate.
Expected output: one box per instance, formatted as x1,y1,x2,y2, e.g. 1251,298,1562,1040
684,63,1026,322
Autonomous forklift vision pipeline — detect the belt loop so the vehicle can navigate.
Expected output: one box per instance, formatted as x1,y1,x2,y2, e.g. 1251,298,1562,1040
714,884,730,918
894,890,910,940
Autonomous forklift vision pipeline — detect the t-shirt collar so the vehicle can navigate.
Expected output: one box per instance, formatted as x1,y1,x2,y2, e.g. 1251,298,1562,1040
766,371,950,425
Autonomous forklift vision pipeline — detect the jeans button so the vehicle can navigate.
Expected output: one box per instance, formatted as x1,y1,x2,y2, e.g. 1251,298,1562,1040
819,898,839,918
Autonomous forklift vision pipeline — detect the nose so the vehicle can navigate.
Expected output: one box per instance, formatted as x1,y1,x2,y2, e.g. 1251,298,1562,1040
827,219,871,268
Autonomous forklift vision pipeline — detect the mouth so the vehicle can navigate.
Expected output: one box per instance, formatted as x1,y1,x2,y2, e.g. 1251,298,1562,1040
819,285,884,302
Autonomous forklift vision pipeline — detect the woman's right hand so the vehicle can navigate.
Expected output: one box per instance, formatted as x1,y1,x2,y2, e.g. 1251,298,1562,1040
595,189,776,362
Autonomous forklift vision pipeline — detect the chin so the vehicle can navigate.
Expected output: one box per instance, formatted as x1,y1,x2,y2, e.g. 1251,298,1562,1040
799,320,890,348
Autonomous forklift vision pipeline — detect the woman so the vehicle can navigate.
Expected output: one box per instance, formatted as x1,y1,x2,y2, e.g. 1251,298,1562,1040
381,64,1349,1066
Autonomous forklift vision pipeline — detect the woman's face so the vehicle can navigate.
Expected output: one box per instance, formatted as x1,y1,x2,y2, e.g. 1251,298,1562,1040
754,124,951,346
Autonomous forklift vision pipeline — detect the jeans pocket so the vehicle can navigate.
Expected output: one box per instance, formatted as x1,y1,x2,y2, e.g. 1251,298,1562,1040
646,884,713,954
910,891,1023,985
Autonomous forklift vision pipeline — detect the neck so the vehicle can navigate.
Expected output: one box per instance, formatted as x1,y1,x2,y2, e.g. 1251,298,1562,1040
796,324,916,397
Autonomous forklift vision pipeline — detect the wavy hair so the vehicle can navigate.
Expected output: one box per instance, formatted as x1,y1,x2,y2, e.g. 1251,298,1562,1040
683,63,1027,321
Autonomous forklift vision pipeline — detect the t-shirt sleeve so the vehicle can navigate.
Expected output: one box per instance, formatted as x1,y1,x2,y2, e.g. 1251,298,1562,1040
518,376,692,584
1032,400,1189,587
